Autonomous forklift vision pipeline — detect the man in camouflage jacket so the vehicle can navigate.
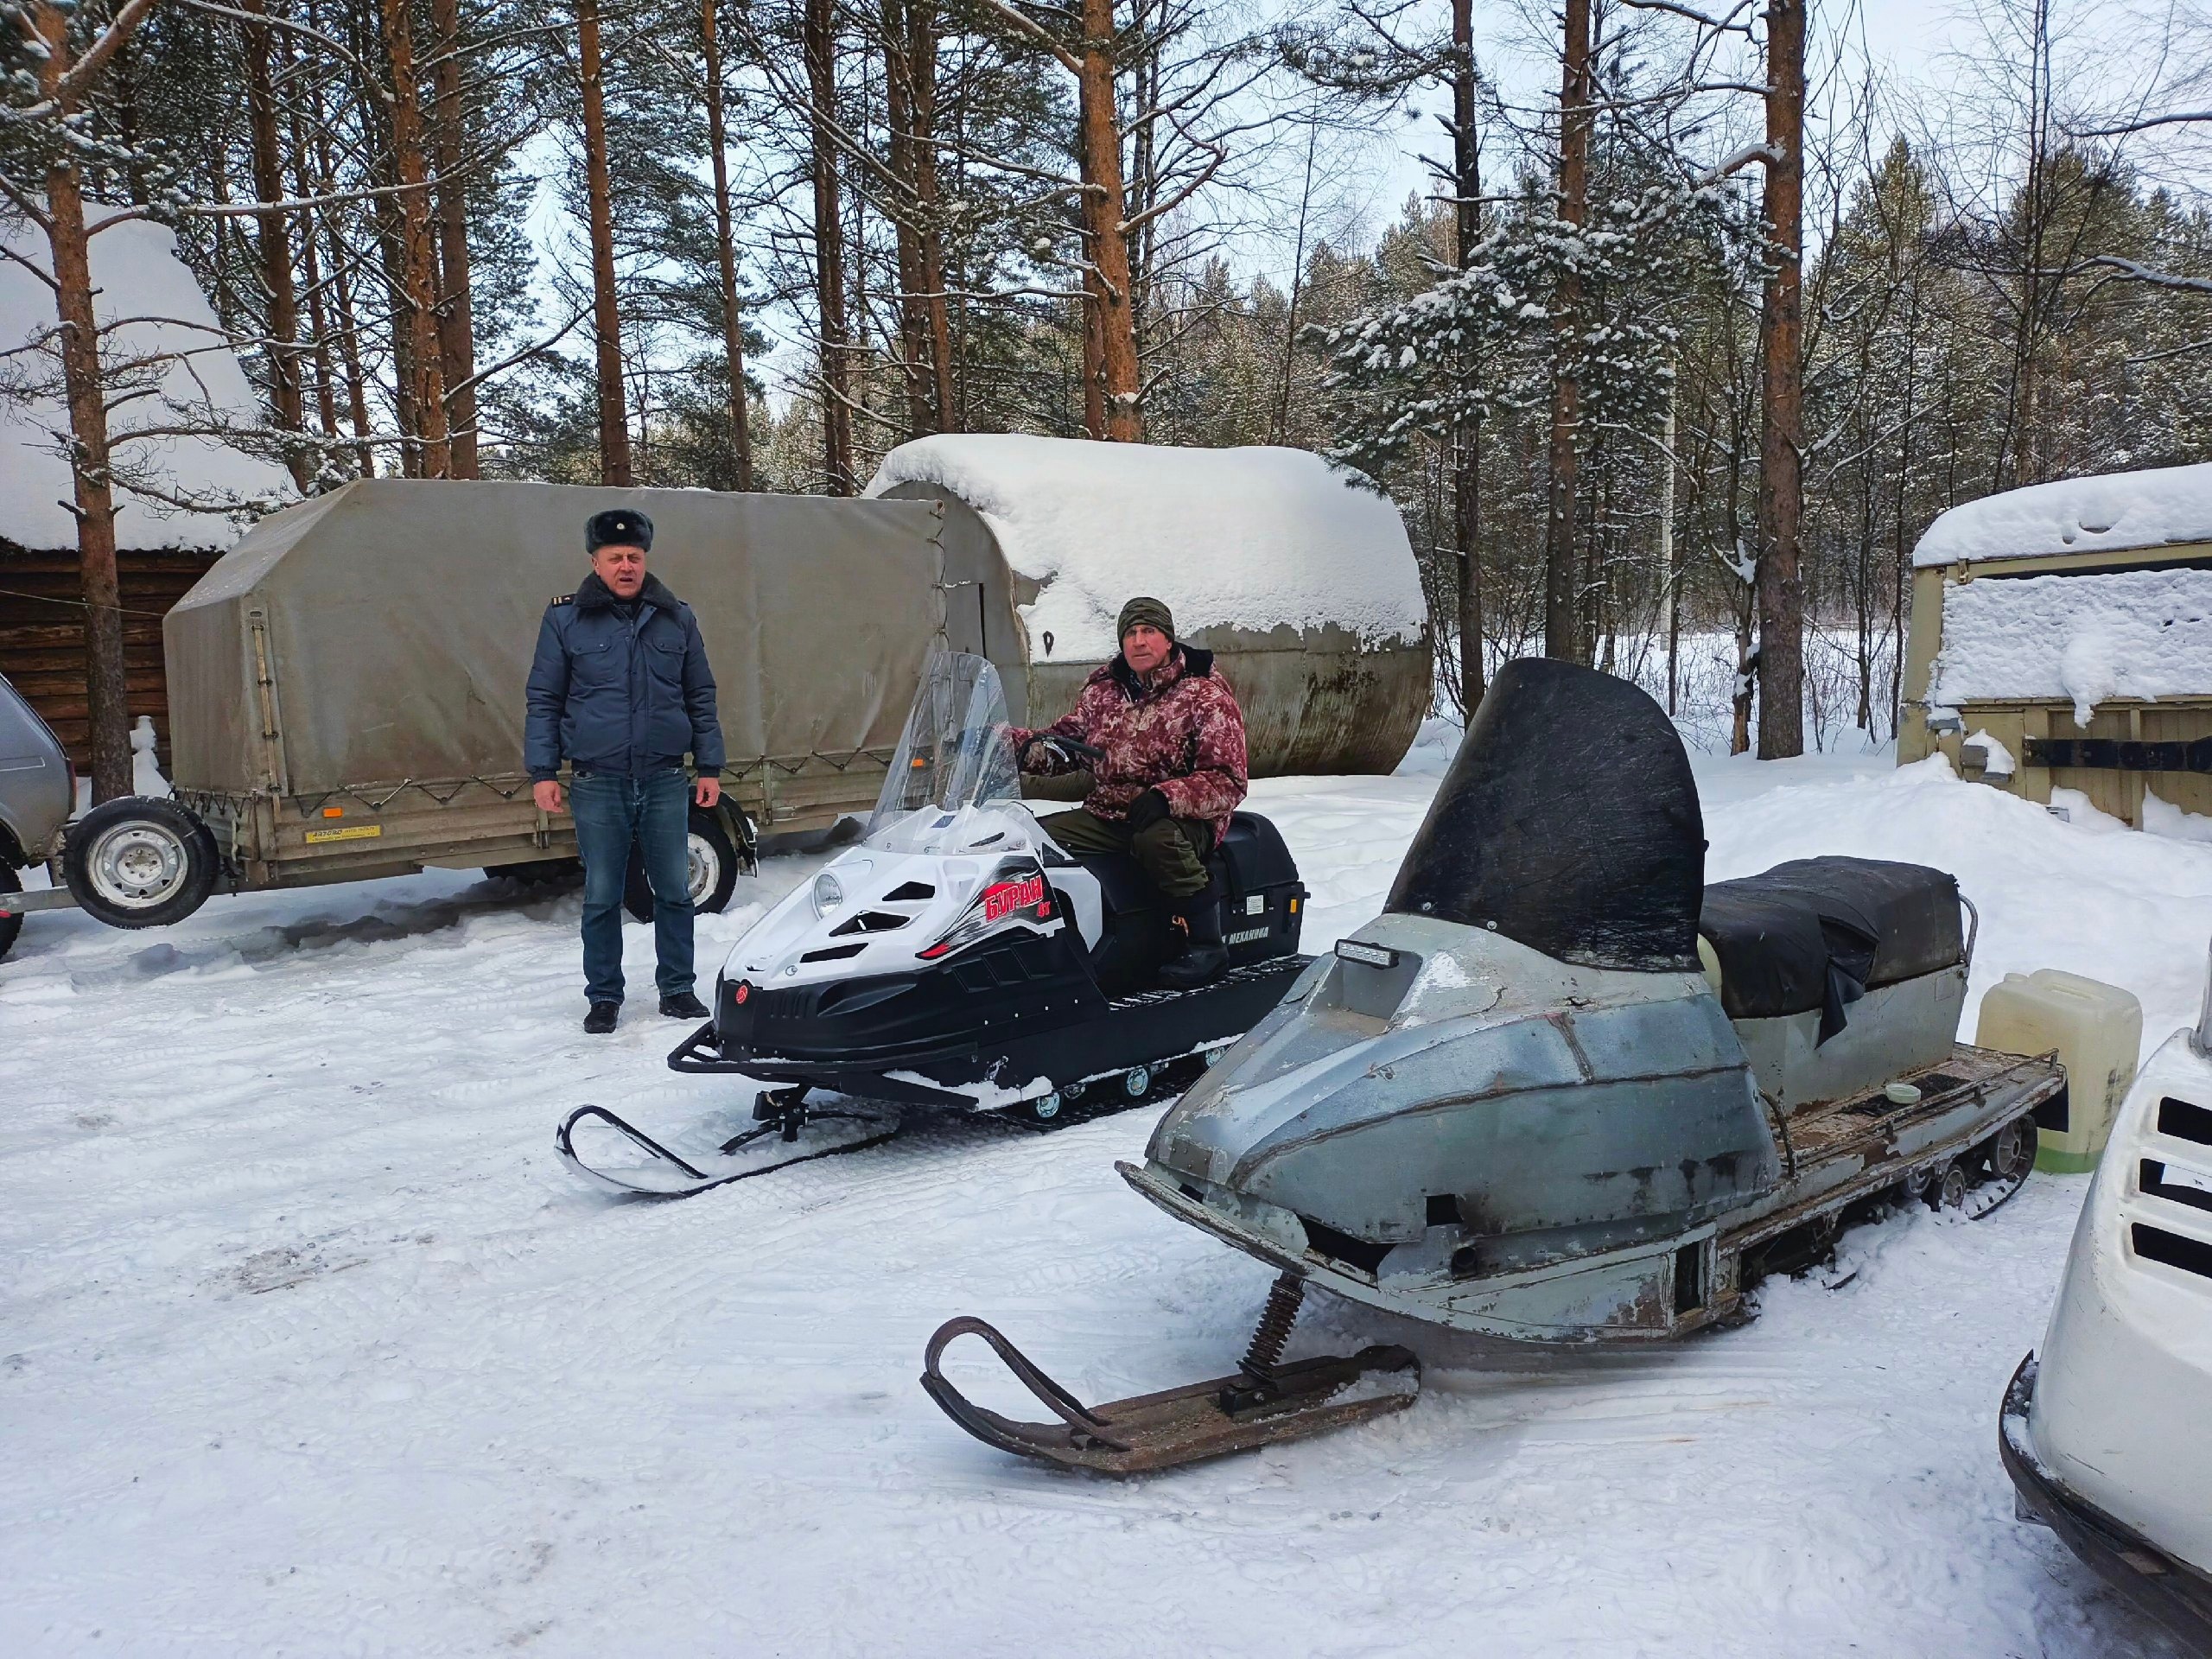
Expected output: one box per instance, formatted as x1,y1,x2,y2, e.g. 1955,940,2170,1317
1010,595,1248,988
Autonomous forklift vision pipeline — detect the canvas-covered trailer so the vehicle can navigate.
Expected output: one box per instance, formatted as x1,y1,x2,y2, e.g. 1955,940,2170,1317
169,479,946,886
866,436,1432,775
1899,462,2212,834
6,480,946,937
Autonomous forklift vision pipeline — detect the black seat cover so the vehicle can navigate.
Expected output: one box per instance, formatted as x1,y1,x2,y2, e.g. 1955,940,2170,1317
1699,856,1962,1040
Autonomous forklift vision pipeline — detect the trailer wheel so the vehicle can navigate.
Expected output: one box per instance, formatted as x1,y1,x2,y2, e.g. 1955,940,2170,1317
624,809,741,923
63,796,219,929
0,863,22,960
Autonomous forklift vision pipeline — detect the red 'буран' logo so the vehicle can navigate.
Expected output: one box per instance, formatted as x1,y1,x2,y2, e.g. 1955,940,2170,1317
982,874,1046,924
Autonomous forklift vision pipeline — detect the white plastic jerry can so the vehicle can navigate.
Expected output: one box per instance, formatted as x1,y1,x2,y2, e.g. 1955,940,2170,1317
1974,969,2143,1173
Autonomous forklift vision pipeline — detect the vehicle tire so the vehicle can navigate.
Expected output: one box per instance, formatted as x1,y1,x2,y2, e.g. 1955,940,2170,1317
0,862,22,961
1024,1090,1065,1125
62,796,219,929
625,808,741,924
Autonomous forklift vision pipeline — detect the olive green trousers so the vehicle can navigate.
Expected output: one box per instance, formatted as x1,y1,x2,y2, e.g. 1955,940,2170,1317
1037,807,1212,901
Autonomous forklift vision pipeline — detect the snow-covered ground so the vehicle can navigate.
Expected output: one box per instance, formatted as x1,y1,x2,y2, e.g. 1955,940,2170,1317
5,747,2210,1656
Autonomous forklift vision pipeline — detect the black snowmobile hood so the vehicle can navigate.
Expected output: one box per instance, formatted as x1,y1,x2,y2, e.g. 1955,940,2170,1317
1386,658,1704,973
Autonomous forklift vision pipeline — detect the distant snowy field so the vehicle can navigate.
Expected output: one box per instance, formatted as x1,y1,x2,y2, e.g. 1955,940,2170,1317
5,747,2209,1656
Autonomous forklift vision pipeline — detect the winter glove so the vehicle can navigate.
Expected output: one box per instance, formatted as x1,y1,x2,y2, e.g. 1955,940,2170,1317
1126,789,1171,831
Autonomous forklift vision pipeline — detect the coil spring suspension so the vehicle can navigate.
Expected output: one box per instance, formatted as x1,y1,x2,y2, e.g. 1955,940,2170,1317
1240,1273,1306,1379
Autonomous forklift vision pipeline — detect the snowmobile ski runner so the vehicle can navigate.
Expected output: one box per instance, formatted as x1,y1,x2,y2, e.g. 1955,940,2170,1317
921,1274,1417,1474
923,659,2063,1472
662,650,1307,1109
555,1087,901,1198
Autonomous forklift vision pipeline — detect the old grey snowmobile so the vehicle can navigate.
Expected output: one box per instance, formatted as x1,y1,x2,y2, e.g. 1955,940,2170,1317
922,658,2064,1472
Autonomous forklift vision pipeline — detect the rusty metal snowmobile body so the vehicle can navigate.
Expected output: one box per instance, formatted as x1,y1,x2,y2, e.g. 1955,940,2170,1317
923,659,2063,1472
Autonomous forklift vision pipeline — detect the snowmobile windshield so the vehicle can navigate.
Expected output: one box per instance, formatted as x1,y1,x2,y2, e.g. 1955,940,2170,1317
865,652,1034,855
1385,658,1705,973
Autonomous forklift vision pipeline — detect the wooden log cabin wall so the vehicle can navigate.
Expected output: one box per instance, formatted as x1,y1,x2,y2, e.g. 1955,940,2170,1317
0,545,223,772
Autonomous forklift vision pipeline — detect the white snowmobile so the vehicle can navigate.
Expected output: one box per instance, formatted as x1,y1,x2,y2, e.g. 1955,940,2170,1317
922,659,2064,1472
2000,943,2212,1649
557,652,1311,1197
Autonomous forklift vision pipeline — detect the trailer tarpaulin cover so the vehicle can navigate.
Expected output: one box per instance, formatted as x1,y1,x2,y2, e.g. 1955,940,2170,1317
1386,659,1706,972
165,480,945,796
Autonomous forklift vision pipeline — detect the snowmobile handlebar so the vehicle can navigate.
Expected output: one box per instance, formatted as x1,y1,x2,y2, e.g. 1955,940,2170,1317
1024,734,1106,766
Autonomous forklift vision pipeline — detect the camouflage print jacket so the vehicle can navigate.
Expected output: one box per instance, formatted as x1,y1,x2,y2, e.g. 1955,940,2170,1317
1012,645,1249,844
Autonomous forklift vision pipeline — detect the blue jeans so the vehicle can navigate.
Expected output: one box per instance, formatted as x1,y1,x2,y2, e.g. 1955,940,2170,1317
570,767,693,1005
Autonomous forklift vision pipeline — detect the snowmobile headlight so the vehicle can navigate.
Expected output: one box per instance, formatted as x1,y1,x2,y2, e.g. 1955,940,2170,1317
1336,938,1400,969
811,871,845,916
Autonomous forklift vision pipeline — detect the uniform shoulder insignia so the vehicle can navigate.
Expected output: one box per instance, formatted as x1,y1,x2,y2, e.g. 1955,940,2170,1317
550,593,575,607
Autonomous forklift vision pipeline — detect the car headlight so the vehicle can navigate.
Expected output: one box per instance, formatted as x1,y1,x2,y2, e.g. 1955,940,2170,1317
811,870,844,916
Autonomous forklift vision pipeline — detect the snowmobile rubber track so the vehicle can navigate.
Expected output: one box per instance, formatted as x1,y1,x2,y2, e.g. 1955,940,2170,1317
555,1101,901,1198
919,1313,1419,1474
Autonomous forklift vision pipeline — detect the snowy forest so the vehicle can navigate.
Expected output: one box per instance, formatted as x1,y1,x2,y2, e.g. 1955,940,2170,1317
3,0,2209,790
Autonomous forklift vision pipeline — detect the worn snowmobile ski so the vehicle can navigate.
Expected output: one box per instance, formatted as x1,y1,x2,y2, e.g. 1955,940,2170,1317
920,1274,1417,1473
556,1090,899,1198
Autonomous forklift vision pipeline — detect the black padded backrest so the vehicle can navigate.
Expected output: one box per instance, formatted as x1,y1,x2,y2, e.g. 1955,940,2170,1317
1217,812,1297,894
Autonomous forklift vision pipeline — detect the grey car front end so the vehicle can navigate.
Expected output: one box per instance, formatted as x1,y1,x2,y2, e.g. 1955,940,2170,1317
0,671,72,869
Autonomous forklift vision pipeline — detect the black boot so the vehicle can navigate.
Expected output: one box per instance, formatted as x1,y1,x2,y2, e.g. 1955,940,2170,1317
583,1001,620,1034
659,990,709,1020
1159,898,1228,989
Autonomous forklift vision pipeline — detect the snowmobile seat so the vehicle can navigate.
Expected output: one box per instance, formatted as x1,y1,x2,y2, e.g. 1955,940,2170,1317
1698,857,1963,1041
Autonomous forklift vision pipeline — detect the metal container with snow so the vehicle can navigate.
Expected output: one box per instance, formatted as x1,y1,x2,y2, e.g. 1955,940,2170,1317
1898,462,2212,834
864,436,1432,778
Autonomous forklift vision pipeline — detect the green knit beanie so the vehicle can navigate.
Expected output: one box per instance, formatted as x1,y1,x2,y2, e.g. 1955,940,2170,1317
1116,595,1174,645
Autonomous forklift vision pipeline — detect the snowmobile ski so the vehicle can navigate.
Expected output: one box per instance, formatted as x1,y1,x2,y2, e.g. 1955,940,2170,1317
920,1272,1418,1473
556,1088,899,1198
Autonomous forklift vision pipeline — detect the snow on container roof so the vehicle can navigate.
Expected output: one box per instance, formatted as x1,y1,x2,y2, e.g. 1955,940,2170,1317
1911,461,2212,569
0,217,293,552
864,435,1427,660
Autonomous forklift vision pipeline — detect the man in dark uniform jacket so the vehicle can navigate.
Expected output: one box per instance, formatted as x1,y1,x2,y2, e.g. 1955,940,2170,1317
525,507,725,1033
